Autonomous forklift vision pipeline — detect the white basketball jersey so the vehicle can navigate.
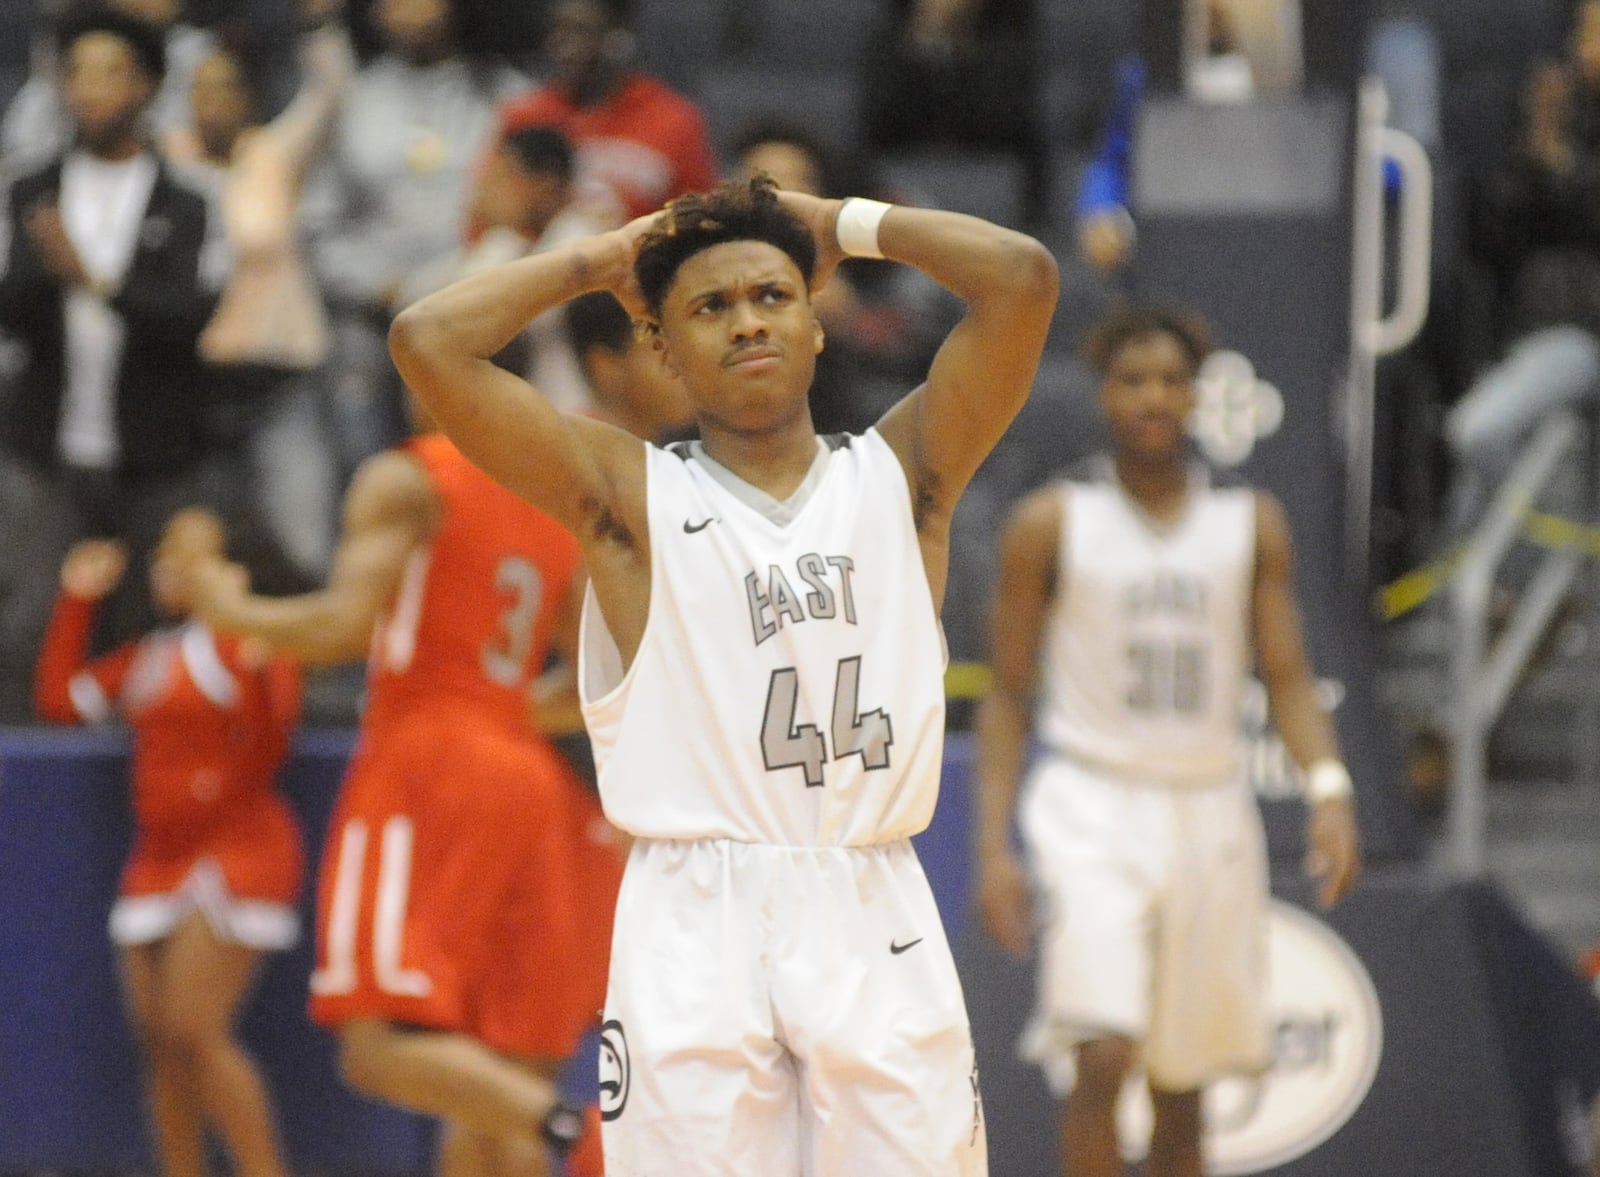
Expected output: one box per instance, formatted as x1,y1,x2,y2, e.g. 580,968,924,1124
579,430,948,845
1035,466,1256,787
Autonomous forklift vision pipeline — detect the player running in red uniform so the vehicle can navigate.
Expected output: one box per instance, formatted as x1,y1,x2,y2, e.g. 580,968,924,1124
194,426,619,1177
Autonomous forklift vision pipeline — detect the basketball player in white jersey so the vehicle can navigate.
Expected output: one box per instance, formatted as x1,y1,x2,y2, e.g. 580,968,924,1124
388,177,1059,1175
974,305,1361,1177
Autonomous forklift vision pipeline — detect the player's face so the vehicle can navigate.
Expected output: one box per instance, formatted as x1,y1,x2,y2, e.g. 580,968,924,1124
1101,331,1196,463
150,509,223,615
657,240,824,437
63,33,155,152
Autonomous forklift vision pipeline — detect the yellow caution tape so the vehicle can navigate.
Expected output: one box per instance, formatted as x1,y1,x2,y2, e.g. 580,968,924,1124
944,661,993,701
1376,545,1467,621
1377,509,1600,621
1524,510,1600,557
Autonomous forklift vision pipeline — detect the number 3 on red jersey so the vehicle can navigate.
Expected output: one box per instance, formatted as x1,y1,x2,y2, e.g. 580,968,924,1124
311,817,432,998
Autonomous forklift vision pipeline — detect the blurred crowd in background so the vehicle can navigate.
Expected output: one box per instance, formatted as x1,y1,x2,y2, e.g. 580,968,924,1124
0,0,1593,731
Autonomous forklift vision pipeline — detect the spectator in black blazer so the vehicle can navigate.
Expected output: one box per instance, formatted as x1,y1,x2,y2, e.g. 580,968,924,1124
0,8,220,718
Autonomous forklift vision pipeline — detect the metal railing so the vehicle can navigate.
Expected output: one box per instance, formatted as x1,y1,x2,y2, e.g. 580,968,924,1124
1347,77,1434,587
1448,412,1588,875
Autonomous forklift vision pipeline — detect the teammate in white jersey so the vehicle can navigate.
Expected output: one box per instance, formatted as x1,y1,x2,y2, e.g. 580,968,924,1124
974,306,1361,1177
389,177,1059,1175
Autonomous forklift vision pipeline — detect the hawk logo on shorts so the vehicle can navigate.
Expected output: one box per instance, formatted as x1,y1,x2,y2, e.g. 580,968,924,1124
598,1019,631,1122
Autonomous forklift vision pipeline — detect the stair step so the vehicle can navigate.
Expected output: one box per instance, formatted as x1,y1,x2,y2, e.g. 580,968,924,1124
1500,891,1600,956
1486,841,1600,885
1384,612,1600,956
1486,781,1600,830
1427,773,1600,956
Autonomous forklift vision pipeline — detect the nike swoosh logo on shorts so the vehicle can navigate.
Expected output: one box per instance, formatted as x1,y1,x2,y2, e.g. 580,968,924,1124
890,937,924,955
683,518,716,533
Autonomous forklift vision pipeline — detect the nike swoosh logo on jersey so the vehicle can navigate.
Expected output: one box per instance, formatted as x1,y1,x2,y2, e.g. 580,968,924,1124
683,518,717,533
889,937,924,955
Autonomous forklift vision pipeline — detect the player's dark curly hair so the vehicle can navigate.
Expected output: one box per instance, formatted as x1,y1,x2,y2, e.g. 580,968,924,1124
1084,303,1213,377
634,177,816,320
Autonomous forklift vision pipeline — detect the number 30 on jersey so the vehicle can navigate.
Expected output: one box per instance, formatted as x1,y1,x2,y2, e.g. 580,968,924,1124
760,655,894,788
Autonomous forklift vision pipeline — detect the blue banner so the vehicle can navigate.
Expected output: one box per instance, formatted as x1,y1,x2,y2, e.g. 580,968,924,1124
1,729,1588,1174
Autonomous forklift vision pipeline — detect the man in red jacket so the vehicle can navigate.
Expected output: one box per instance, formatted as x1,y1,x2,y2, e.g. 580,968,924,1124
496,0,717,226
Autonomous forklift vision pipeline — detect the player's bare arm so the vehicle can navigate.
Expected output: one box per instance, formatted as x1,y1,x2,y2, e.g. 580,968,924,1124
778,191,1058,605
193,451,439,664
388,219,658,661
868,205,1057,605
975,488,1062,957
528,571,588,738
389,225,647,529
1253,491,1362,906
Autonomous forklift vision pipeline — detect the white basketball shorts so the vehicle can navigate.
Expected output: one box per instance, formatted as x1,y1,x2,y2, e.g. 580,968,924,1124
1017,754,1271,1095
598,837,987,1177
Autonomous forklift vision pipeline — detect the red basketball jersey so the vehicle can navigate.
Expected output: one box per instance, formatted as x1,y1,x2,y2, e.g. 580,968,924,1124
361,432,582,741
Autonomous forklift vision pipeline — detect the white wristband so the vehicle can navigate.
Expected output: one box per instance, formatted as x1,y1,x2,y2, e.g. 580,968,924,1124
1306,759,1354,803
835,197,892,259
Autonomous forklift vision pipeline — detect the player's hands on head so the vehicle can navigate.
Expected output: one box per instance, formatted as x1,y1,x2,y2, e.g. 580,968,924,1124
609,210,664,325
60,540,128,600
1305,796,1361,908
771,189,846,298
977,848,1033,958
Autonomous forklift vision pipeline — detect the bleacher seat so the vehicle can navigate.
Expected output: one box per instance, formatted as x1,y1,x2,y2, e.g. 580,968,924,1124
722,0,879,73
878,150,1028,230
1440,66,1527,174
1420,0,1565,79
698,67,863,160
1047,150,1086,234
636,0,726,94
1040,0,1139,93
1043,66,1108,150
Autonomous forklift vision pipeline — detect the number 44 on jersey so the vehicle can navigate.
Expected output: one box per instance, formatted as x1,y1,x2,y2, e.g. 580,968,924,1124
761,656,893,789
